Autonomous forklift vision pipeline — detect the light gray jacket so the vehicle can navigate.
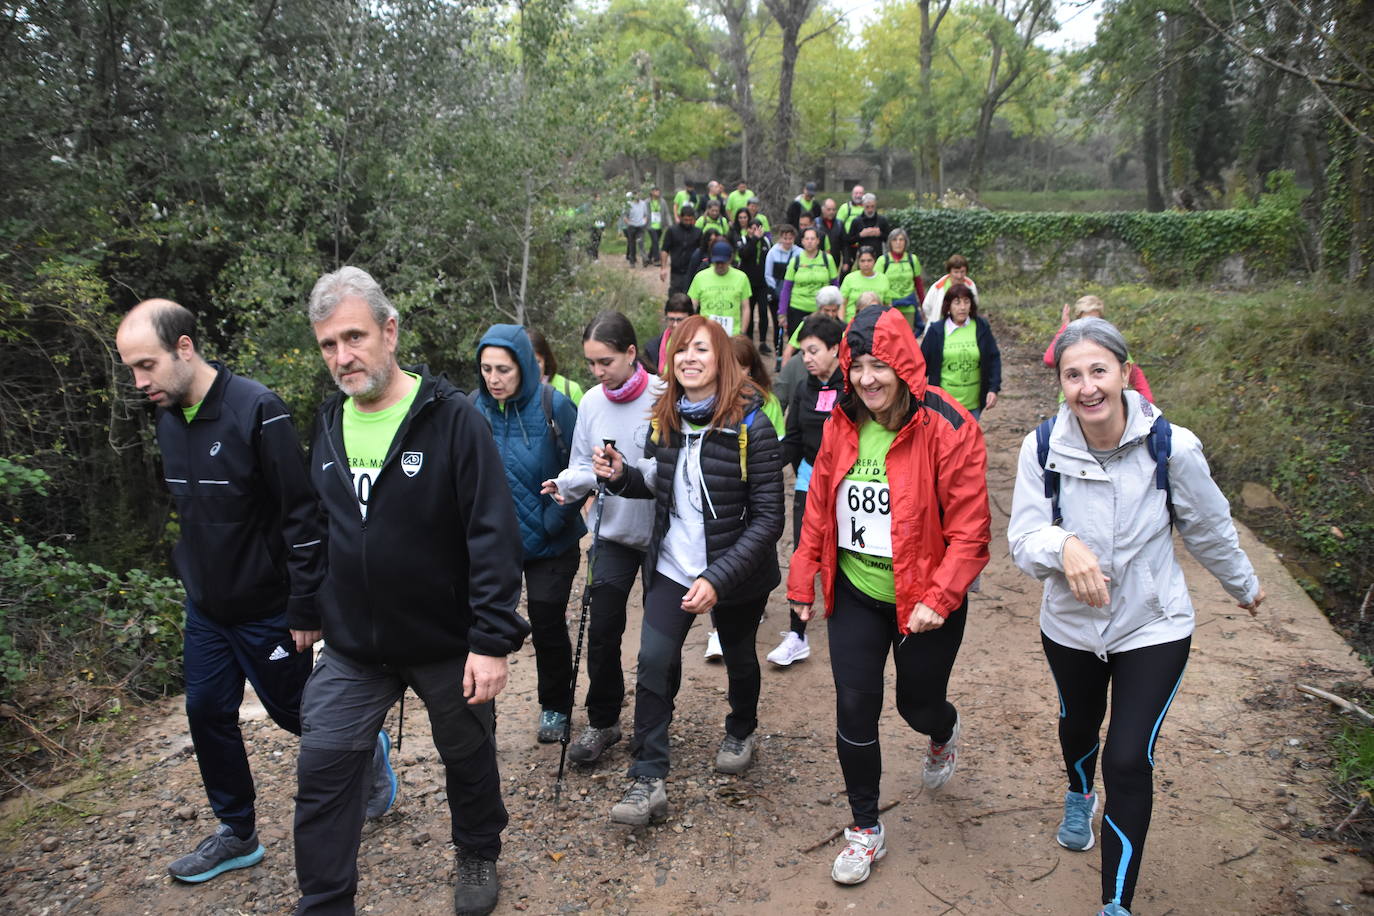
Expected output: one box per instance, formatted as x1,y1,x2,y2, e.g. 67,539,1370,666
1008,392,1260,659
552,377,663,552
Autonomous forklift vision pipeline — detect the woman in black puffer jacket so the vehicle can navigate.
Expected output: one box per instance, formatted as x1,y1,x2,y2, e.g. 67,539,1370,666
594,315,784,826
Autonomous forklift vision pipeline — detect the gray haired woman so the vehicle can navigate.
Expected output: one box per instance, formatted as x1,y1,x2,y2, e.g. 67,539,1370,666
876,227,925,332
1007,317,1265,916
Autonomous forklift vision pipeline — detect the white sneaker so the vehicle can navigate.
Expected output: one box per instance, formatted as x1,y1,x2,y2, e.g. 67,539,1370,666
923,713,960,790
830,822,886,885
703,630,723,661
766,631,810,667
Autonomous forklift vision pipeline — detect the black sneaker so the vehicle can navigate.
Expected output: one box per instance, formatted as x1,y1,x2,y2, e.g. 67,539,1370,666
167,823,264,883
453,850,499,915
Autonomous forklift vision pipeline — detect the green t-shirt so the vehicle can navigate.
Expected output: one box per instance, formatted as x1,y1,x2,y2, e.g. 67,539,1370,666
550,373,584,407
182,400,203,424
837,420,899,603
726,190,754,217
840,270,893,310
940,322,981,411
688,266,751,336
342,371,420,520
837,200,863,231
699,215,729,236
753,213,771,233
760,392,784,438
673,190,694,215
783,251,839,313
879,253,921,295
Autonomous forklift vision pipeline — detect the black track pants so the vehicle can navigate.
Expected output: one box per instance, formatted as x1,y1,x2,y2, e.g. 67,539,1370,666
828,570,966,828
1041,632,1191,911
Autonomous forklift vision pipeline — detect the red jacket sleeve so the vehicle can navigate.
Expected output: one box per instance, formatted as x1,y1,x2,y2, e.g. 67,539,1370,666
1043,322,1067,368
786,422,842,606
1129,362,1155,403
919,415,992,616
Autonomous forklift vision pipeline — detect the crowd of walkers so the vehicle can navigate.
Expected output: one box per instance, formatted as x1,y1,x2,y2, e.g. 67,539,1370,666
112,177,1266,916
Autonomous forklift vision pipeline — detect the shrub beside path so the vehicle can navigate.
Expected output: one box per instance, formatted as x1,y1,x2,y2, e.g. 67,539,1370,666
1,263,1371,913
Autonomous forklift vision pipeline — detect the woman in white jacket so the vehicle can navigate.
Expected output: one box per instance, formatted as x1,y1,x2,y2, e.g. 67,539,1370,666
1008,318,1264,916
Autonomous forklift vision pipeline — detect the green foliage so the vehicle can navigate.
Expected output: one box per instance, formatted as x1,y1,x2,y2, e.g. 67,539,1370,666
996,280,1374,621
1335,722,1374,798
0,460,185,703
889,185,1304,284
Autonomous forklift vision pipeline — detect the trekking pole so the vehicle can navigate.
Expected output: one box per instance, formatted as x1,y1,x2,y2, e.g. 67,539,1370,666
554,438,615,805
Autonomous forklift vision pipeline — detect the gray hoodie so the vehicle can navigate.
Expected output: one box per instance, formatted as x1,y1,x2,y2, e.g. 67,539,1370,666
1008,391,1260,659
551,376,664,551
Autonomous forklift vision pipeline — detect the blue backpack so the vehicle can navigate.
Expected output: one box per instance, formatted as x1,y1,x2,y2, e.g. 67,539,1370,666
1034,414,1174,528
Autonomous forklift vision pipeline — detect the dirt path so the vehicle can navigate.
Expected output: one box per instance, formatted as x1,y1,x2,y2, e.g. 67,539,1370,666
3,269,1371,914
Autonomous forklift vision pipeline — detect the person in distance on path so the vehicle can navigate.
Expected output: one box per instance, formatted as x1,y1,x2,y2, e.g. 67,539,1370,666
115,300,394,886
593,316,784,826
660,205,703,296
787,305,990,887
1008,317,1264,916
295,267,529,916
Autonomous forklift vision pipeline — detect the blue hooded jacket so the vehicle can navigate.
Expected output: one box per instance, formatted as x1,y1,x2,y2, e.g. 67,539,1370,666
474,325,587,561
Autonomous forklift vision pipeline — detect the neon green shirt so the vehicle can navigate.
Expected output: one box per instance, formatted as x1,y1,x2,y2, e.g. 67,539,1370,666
783,251,838,314
550,373,584,407
752,213,771,233
673,189,694,215
941,322,981,411
688,267,751,336
840,270,893,310
837,420,899,603
699,215,729,236
726,190,754,217
837,200,863,231
760,392,783,438
182,400,203,424
342,372,420,519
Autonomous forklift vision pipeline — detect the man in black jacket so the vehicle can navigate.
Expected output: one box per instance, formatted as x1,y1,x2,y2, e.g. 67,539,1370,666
659,205,704,295
296,267,529,916
116,300,394,885
784,181,822,229
844,192,891,266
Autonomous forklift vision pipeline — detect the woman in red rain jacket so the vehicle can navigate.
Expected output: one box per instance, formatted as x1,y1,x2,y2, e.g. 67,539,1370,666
787,304,990,887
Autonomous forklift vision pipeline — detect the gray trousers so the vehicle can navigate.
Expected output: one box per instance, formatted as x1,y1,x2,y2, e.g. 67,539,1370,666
293,647,505,915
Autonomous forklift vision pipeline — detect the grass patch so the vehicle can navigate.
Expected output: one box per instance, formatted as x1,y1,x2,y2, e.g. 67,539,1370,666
992,280,1374,655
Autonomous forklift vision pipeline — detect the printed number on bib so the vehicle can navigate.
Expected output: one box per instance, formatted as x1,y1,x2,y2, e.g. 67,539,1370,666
708,314,735,335
837,479,891,557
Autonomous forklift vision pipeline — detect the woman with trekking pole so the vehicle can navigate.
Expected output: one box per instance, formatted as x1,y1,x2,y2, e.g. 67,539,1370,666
1008,317,1264,916
787,305,990,886
473,325,585,745
541,311,663,766
592,315,784,826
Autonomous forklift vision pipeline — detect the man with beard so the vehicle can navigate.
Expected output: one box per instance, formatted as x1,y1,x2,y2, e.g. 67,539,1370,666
295,267,529,916
115,300,395,886
660,205,704,295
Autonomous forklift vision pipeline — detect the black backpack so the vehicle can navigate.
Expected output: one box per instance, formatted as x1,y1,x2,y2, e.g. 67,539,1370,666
1035,413,1174,528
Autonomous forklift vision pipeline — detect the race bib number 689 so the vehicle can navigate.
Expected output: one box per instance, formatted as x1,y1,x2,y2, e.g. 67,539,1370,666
836,479,892,557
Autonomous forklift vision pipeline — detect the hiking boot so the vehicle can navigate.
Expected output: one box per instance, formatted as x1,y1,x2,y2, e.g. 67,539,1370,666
703,629,723,661
766,631,810,667
453,850,499,916
610,776,668,826
536,709,569,744
1057,790,1098,851
1097,905,1130,916
366,729,398,818
714,733,756,775
567,723,622,764
830,823,886,885
167,823,264,883
922,713,960,790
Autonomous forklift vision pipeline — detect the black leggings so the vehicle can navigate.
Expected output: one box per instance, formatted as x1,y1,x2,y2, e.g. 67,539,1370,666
1042,632,1191,911
582,540,644,728
829,570,966,828
789,492,808,636
523,547,581,715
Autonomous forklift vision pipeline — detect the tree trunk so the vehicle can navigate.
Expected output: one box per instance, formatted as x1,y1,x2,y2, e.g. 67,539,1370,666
1144,80,1164,212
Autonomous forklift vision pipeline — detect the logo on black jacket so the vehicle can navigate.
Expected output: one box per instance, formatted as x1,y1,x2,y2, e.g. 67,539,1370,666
401,451,424,478
209,441,221,456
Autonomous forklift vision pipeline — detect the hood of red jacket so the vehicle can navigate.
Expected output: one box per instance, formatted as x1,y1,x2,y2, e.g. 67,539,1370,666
839,305,928,403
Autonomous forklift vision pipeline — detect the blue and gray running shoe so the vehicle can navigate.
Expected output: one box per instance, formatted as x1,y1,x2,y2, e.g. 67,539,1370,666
168,823,264,883
1058,790,1098,851
1098,904,1131,916
366,729,398,818
537,709,569,744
